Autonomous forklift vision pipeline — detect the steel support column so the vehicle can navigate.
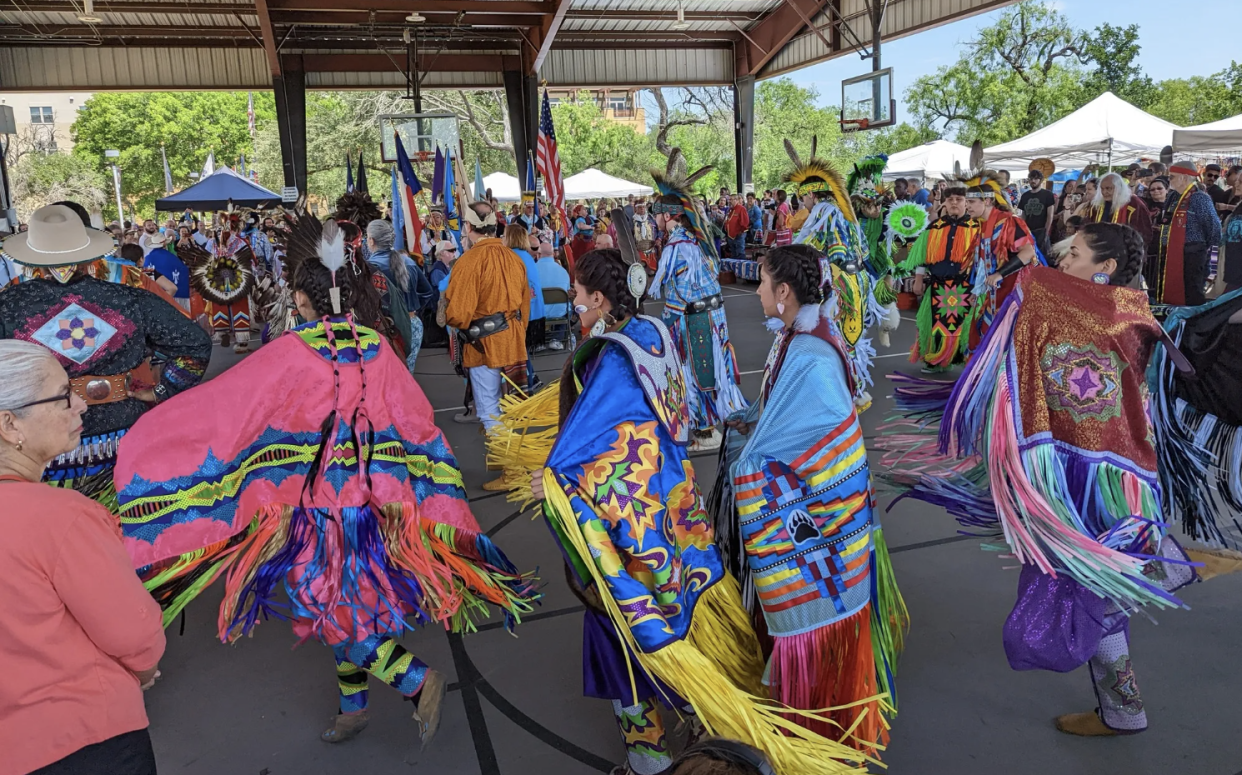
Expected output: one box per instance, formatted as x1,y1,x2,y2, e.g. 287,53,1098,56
733,75,755,194
273,61,307,193
503,70,538,178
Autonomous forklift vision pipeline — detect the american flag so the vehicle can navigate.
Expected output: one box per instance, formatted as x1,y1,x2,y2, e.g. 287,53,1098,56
536,89,566,237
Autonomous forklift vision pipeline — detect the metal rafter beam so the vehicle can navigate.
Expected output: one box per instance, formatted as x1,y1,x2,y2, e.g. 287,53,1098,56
734,0,830,77
271,11,532,26
268,0,547,11
298,51,520,72
530,0,570,75
0,23,253,38
253,0,282,76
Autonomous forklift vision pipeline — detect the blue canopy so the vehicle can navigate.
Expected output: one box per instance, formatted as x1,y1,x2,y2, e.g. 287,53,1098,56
155,167,281,211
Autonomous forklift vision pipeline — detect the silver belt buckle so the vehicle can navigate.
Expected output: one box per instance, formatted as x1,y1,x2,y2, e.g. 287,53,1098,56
85,378,113,401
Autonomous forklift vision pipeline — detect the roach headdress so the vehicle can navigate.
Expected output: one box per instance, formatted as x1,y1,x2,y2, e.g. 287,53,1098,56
955,140,1010,211
783,136,856,223
651,148,717,260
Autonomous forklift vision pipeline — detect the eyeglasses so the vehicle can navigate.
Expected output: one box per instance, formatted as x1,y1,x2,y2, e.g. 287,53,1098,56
9,390,72,411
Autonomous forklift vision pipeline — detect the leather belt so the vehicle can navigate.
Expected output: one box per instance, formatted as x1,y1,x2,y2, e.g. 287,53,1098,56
70,362,156,406
462,310,521,349
685,293,724,315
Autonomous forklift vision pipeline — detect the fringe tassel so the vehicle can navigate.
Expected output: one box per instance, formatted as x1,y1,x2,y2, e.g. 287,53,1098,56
768,606,890,754
869,528,908,711
542,469,881,773
485,380,562,508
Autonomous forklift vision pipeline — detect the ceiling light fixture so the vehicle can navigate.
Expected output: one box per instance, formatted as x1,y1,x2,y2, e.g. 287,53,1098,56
670,1,690,30
77,0,103,23
404,12,426,23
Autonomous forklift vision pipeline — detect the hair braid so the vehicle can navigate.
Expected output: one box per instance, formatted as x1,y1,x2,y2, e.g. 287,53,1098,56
764,244,826,305
1112,224,1147,287
1079,222,1146,287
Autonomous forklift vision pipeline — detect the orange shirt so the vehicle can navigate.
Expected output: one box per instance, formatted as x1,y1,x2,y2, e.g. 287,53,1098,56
0,480,165,775
444,237,531,370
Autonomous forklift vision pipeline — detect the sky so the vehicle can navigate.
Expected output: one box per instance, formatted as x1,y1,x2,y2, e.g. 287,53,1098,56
786,0,1238,116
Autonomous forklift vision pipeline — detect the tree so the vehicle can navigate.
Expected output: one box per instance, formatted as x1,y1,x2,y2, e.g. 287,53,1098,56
1078,23,1154,106
751,79,843,192
9,150,109,223
72,92,274,215
906,0,1087,145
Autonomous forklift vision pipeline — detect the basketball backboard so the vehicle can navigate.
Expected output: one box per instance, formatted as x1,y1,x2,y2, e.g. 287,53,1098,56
841,68,895,131
379,113,460,162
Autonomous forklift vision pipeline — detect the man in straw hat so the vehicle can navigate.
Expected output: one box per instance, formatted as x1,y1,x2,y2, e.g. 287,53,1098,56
0,204,212,509
1153,160,1222,306
1019,158,1057,259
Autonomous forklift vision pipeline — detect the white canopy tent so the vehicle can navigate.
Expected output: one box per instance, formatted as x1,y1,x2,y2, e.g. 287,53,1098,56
984,92,1179,172
564,168,653,200
1173,113,1242,155
882,140,972,182
481,172,521,203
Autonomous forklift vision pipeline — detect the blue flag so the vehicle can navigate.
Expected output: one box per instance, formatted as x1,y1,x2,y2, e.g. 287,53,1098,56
390,165,406,254
474,157,486,201
345,154,355,194
431,147,446,206
442,152,462,250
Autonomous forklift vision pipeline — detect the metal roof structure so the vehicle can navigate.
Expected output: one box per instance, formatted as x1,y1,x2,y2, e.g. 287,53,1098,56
0,0,1017,90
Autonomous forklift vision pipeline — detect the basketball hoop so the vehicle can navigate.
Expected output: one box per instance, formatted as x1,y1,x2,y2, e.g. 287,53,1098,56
840,117,870,133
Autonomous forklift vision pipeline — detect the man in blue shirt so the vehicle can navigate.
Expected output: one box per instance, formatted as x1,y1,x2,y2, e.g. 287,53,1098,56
746,192,763,244
908,178,932,209
142,232,191,311
535,241,570,351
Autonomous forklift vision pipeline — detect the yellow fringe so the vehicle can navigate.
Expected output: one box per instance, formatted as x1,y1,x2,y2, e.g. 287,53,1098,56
484,379,562,508
542,469,883,774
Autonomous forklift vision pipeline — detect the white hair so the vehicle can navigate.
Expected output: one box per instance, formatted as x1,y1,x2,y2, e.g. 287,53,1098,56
1093,172,1131,215
1050,235,1075,262
0,340,57,413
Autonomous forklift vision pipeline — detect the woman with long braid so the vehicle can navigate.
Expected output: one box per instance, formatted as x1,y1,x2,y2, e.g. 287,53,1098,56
503,248,876,774
887,222,1195,737
714,244,905,755
114,215,538,747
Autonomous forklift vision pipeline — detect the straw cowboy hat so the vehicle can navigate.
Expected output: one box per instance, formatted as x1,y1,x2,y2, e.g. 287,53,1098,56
1,204,115,267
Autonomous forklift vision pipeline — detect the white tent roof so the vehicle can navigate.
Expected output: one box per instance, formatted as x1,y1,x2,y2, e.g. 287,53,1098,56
564,168,653,200
482,172,521,203
882,140,972,181
984,92,1179,171
1173,113,1242,154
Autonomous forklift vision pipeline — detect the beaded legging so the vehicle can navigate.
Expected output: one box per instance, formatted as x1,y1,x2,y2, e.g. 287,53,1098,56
332,635,429,714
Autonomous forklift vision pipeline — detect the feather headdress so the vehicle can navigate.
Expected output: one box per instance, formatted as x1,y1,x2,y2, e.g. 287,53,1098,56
783,136,856,223
333,189,382,231
281,201,353,313
650,148,717,260
954,140,1010,211
846,153,890,207
181,236,255,307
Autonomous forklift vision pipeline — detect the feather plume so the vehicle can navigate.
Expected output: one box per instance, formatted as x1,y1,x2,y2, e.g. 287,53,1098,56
810,135,818,160
969,140,984,171
685,165,714,187
783,138,803,170
318,219,347,276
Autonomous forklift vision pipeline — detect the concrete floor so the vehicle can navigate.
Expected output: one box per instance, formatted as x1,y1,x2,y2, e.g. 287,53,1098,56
147,286,1242,775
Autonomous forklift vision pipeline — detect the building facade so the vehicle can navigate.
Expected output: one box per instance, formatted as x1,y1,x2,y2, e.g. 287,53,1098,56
0,92,94,153
546,88,647,133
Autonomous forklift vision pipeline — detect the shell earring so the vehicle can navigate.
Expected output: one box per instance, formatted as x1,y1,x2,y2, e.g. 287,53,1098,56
1091,272,1110,285
776,302,785,316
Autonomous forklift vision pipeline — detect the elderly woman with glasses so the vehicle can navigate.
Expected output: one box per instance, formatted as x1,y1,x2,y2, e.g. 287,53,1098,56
0,340,165,775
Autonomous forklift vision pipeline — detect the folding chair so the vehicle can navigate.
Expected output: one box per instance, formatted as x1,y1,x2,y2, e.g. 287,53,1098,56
541,287,577,350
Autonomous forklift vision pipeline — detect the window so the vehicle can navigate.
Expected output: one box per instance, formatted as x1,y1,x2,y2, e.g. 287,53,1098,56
29,106,53,124
608,97,629,111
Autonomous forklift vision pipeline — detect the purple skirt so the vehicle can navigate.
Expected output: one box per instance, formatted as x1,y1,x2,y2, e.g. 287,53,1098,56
582,609,684,707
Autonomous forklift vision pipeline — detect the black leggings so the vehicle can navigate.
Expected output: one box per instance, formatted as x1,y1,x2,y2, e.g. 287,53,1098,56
33,729,157,775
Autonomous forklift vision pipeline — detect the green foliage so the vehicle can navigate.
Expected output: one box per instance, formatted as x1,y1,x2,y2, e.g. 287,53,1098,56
72,92,274,216
1078,23,1154,106
1144,63,1242,126
906,0,1086,145
9,151,109,223
752,79,843,192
